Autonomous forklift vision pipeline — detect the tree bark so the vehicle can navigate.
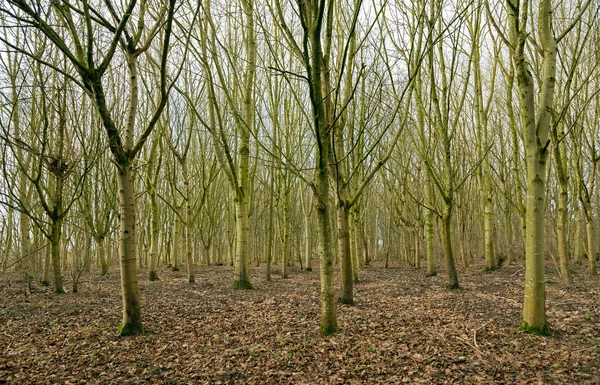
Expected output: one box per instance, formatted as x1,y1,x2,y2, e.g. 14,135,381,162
117,165,143,335
338,204,353,304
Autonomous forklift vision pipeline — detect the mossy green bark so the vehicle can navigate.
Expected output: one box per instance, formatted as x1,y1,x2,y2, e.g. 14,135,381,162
519,322,552,336
118,322,144,336
232,280,254,290
320,323,338,337
149,270,159,281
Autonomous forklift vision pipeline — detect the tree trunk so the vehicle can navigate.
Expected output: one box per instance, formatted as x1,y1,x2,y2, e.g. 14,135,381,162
148,186,159,282
557,189,573,285
282,184,290,278
441,210,459,289
574,200,584,263
363,223,369,266
304,213,312,271
460,221,468,269
42,243,51,286
117,165,143,335
172,215,180,271
350,209,360,282
338,204,353,304
182,162,195,283
97,237,108,276
586,221,597,275
50,170,65,293
266,181,274,282
233,195,252,289
414,226,421,270
316,171,337,335
511,0,557,334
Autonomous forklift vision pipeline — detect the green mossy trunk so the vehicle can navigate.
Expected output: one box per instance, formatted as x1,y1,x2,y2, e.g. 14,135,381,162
233,196,252,289
117,165,143,336
586,222,597,275
510,0,558,332
338,204,353,304
42,244,51,286
282,185,290,279
50,219,65,294
96,237,109,276
441,212,459,289
574,202,584,263
557,190,573,285
182,162,195,283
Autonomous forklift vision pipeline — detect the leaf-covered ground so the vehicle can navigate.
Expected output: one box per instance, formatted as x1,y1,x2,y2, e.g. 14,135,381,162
1,260,599,384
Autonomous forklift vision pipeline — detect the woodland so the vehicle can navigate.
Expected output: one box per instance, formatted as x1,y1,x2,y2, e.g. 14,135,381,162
0,0,599,383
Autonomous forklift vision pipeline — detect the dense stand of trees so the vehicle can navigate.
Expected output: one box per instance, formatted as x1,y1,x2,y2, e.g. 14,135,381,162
0,0,598,336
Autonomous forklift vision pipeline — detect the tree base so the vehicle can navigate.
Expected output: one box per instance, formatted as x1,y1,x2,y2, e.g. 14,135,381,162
149,271,159,281
320,323,338,337
188,276,195,284
54,287,65,294
118,322,144,336
519,321,552,336
304,267,312,272
41,280,50,286
233,280,254,290
484,265,498,272
426,271,437,277
338,297,354,305
447,282,459,290
171,266,180,272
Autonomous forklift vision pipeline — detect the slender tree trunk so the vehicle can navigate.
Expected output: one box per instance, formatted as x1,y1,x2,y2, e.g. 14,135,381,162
363,221,369,266
233,195,252,288
304,213,312,271
338,204,353,304
50,169,65,293
507,65,527,255
460,221,468,268
574,201,584,263
415,228,421,269
441,210,459,289
315,170,337,335
182,162,195,283
586,221,597,275
42,242,51,285
1,207,12,271
96,237,108,276
415,77,436,276
231,0,255,290
557,189,573,284
117,165,143,335
472,29,495,271
172,215,180,271
148,187,159,281
350,209,359,282
510,0,557,334
282,184,290,278
266,169,274,281
83,230,92,273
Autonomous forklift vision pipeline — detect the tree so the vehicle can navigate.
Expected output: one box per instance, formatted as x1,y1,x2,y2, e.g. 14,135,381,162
501,0,593,333
1,0,178,335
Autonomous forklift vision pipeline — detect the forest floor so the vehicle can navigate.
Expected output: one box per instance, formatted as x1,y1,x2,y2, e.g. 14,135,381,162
1,259,600,384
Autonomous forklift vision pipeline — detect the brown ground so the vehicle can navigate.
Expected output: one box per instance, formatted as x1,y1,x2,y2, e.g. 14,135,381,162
1,260,599,384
